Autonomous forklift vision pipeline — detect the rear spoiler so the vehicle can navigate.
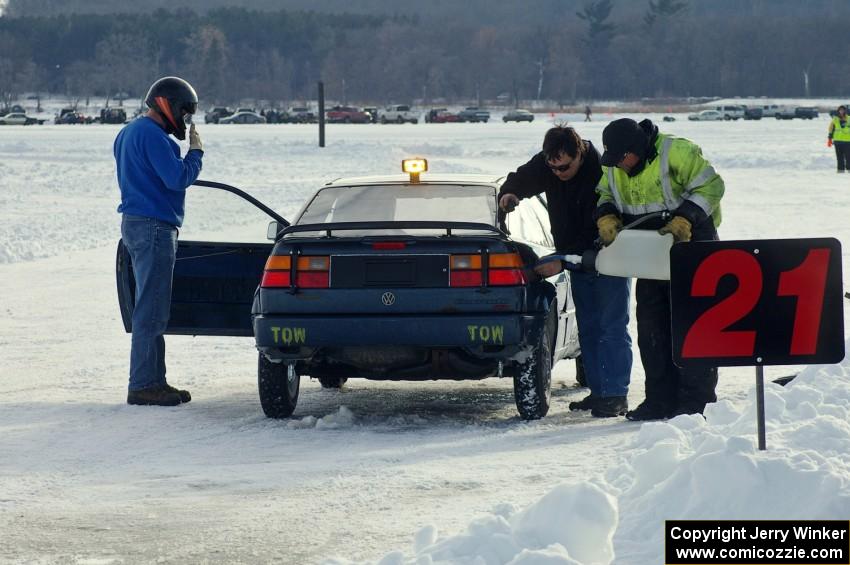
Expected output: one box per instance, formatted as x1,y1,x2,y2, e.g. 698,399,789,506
280,220,505,238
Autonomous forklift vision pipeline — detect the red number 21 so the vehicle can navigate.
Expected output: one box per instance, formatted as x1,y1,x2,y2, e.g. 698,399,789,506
682,248,830,358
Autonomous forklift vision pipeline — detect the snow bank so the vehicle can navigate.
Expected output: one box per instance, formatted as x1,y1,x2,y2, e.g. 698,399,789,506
346,343,850,565
326,482,615,564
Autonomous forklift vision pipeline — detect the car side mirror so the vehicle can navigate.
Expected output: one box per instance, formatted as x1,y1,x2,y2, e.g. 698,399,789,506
267,220,282,240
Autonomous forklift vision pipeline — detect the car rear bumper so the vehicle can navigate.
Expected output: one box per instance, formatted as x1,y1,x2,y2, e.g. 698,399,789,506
253,313,543,349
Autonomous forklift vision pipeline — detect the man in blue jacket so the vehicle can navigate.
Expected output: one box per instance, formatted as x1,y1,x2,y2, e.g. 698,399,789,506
115,77,204,406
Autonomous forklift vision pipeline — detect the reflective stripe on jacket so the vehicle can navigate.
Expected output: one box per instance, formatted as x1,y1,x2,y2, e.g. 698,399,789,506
830,116,850,142
597,133,723,227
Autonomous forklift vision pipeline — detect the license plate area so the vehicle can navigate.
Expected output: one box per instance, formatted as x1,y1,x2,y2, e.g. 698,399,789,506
331,255,449,287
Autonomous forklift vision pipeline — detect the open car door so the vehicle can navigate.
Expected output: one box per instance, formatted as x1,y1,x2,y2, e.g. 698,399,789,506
116,180,289,337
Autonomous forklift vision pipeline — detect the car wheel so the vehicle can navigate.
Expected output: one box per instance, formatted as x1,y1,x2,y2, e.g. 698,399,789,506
411,119,418,124
483,119,489,124
380,116,387,124
503,118,509,122
397,116,404,124
258,353,300,418
575,354,587,387
317,376,347,389
513,310,554,420
343,117,351,124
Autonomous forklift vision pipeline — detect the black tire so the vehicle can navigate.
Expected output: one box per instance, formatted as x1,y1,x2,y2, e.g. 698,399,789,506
513,311,554,420
258,354,300,418
397,116,404,124
575,354,587,387
317,376,347,389
411,119,418,124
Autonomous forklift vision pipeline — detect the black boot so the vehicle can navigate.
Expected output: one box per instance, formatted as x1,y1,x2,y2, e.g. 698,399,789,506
569,394,596,411
127,385,181,406
164,383,191,403
625,401,673,421
591,396,628,418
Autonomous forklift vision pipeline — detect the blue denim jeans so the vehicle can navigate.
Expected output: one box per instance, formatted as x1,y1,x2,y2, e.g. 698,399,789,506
121,214,178,391
569,271,632,397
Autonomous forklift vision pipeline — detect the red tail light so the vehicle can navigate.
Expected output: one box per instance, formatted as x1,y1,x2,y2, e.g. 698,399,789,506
449,252,526,287
261,254,330,288
296,271,329,288
450,270,483,287
489,269,526,286
261,270,290,287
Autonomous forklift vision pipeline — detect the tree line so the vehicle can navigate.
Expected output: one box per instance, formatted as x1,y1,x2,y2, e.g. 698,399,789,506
1,2,849,110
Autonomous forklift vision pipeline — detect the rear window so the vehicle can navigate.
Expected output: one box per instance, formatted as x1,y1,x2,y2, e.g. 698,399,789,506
294,184,497,236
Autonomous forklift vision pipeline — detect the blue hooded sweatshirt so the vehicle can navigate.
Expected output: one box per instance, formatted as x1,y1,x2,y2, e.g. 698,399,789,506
114,116,203,227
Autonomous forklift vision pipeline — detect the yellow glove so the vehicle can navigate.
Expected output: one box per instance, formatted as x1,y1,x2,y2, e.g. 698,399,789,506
659,216,692,242
596,214,622,246
189,123,203,152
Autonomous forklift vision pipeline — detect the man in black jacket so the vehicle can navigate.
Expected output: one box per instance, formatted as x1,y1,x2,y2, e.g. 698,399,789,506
498,126,632,417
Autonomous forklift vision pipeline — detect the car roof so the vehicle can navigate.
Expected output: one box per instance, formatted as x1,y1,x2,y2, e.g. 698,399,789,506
323,173,505,187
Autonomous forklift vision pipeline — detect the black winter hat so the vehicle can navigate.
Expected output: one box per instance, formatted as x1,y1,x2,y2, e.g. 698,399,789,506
600,118,649,166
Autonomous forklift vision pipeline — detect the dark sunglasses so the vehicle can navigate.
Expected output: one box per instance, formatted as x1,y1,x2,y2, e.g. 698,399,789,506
547,160,575,172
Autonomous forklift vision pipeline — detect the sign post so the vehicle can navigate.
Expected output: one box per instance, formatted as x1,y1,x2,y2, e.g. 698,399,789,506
670,238,844,450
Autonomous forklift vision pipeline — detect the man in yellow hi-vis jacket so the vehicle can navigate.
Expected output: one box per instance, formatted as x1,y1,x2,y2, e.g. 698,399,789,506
596,118,725,421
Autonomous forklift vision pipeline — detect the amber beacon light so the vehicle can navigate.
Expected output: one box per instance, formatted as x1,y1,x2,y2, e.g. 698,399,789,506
402,158,428,183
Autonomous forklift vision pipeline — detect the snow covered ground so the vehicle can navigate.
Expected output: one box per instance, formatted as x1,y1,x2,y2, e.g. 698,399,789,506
1,115,848,564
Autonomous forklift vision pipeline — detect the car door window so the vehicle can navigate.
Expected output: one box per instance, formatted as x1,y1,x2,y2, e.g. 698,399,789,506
506,198,552,248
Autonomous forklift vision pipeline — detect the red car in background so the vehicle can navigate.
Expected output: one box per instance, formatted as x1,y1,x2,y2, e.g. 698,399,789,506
425,108,461,123
326,106,371,123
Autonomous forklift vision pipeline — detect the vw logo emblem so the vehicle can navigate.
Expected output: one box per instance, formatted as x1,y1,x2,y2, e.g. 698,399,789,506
381,292,396,306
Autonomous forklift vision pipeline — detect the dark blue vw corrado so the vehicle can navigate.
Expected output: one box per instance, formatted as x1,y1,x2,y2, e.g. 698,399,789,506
117,160,580,420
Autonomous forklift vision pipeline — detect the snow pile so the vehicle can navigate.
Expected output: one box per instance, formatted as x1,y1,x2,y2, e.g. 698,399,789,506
612,356,850,562
286,405,357,430
327,482,615,564
345,344,850,565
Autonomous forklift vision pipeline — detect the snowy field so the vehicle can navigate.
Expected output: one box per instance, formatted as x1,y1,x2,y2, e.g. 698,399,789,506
1,114,849,564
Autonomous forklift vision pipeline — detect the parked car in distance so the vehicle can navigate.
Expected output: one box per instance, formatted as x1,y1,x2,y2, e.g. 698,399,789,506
457,107,491,123
775,107,797,120
662,115,676,122
281,106,316,123
425,108,460,123
54,111,89,124
99,107,127,124
794,107,819,120
355,107,373,123
205,107,233,124
326,106,371,124
379,104,419,124
713,104,746,120
503,109,534,123
0,112,44,125
219,111,267,124
55,107,93,124
761,104,782,118
687,110,723,121
743,106,763,120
